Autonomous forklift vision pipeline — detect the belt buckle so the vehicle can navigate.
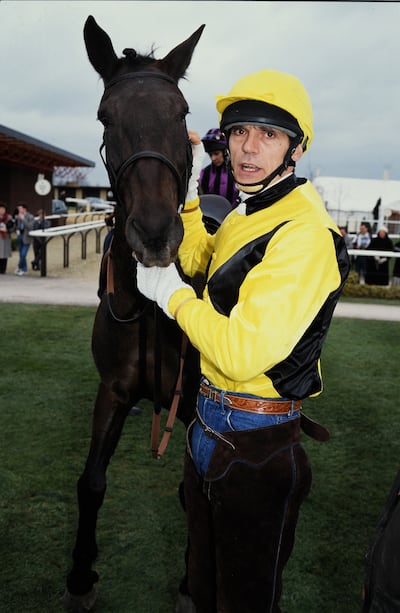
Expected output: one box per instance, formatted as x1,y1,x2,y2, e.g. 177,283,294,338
209,388,218,402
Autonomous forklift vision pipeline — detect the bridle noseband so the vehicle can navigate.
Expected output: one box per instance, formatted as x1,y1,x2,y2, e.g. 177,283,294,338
99,70,192,207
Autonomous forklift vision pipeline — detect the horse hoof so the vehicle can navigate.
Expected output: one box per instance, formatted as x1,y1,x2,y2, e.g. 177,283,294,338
62,587,97,612
175,592,197,613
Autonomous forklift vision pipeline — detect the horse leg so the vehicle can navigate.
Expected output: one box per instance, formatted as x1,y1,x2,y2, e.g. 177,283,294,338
64,381,129,612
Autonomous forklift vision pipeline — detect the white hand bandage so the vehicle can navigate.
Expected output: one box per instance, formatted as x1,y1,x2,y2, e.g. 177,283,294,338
136,262,194,318
186,143,206,203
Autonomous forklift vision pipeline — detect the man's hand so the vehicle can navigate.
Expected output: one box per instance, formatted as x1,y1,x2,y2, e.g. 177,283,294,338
136,262,194,318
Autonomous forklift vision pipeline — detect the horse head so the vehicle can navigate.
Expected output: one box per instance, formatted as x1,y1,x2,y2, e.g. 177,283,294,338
84,16,205,266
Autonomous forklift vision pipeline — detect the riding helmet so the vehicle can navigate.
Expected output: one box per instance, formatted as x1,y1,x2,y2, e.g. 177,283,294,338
201,128,228,154
216,69,313,152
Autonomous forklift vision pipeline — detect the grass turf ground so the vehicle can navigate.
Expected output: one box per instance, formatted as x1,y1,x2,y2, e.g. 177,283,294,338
0,304,399,612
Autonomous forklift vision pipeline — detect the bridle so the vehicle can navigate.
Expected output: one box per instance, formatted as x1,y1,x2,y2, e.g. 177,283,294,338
99,70,193,208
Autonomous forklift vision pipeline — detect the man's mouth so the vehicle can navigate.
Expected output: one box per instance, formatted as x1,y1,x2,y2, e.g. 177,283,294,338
240,163,260,173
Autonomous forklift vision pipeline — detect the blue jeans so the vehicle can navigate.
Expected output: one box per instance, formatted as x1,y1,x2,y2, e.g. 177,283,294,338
190,380,300,478
17,236,30,272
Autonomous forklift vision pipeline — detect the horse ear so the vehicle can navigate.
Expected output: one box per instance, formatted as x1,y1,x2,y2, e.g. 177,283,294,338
84,15,118,81
158,25,205,82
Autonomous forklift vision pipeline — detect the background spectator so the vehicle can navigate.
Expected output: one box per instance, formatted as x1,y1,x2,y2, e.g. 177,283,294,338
31,209,50,271
392,240,400,286
14,203,34,276
0,202,15,273
339,226,354,250
365,227,394,286
199,128,239,208
354,221,372,283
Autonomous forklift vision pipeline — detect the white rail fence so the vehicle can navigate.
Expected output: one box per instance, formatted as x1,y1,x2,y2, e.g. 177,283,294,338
28,223,400,281
29,220,106,277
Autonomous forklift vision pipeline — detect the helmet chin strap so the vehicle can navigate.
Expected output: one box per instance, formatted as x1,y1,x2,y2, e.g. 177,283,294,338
235,161,289,193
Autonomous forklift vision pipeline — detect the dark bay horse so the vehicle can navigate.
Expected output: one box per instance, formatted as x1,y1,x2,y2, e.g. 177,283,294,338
64,16,205,612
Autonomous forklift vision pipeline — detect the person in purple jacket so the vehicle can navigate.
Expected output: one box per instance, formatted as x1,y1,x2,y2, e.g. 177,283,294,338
199,128,239,208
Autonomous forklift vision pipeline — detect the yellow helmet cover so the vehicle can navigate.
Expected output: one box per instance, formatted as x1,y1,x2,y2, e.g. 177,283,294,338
216,69,314,151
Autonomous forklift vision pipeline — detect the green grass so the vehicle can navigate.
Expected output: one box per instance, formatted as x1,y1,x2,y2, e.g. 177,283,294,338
0,304,399,612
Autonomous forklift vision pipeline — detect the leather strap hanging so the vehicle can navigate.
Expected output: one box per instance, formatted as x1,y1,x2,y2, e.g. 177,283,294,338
151,333,188,459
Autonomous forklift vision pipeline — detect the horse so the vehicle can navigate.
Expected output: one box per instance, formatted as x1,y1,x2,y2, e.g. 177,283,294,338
63,16,207,612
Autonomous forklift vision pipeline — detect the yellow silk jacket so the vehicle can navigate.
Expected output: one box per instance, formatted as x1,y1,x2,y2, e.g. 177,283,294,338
169,176,350,400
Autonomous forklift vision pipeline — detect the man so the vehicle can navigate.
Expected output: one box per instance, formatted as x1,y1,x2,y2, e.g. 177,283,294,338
354,222,372,284
31,209,50,271
199,128,239,208
137,69,350,612
14,203,34,276
339,226,354,250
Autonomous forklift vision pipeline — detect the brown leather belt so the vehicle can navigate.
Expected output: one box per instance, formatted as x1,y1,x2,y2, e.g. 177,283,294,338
199,381,301,415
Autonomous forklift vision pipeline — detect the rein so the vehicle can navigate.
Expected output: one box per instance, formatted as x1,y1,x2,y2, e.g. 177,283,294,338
151,332,188,460
105,243,147,324
104,246,186,457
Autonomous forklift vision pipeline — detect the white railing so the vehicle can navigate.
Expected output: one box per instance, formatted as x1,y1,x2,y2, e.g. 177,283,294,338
29,220,106,276
347,249,400,258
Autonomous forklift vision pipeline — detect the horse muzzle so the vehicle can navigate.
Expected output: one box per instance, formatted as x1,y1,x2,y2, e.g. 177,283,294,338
126,213,183,267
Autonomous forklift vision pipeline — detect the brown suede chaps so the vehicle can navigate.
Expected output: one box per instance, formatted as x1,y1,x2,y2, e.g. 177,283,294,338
183,417,312,613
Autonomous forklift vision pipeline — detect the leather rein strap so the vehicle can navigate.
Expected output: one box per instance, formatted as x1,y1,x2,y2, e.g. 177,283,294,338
151,332,188,459
105,248,187,458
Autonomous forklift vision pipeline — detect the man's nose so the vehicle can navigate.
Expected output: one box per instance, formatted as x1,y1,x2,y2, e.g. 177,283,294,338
242,130,259,152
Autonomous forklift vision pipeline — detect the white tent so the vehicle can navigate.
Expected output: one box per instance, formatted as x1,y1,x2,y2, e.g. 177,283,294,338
312,176,400,233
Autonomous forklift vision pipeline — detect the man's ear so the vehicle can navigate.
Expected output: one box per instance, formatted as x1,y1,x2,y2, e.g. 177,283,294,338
291,143,304,163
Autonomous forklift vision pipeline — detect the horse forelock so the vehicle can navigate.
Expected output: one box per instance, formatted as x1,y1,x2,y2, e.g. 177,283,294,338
117,47,157,70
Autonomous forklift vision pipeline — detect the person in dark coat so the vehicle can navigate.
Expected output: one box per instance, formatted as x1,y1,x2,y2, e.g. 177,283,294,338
392,240,400,286
14,203,34,275
0,202,15,273
31,209,50,271
365,227,394,286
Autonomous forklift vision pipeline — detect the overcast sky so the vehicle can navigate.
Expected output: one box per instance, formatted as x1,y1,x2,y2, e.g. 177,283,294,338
1,0,399,186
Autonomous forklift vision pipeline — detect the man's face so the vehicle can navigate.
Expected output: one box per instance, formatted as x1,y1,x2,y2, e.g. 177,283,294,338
209,150,225,167
228,124,291,186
